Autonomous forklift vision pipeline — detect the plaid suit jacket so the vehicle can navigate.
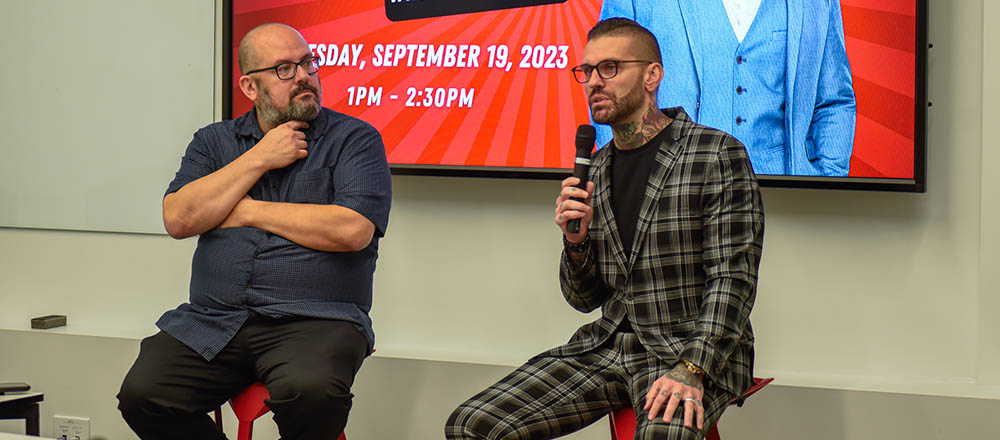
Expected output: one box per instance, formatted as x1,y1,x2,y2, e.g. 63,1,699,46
551,107,764,398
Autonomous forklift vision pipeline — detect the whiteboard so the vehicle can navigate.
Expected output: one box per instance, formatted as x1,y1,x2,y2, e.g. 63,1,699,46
0,0,215,234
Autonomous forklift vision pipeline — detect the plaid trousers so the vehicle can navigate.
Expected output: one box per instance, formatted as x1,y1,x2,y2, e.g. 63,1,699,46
446,330,731,440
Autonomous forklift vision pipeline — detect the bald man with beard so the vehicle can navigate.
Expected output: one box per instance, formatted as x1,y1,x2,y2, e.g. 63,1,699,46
117,23,391,440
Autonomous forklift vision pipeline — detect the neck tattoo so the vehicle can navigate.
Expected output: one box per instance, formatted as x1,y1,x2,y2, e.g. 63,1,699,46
613,104,672,150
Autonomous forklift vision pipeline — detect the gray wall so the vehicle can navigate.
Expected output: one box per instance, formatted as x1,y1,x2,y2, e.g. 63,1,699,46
2,0,1000,438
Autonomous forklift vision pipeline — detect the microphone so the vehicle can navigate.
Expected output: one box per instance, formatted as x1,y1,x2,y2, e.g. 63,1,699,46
567,124,596,234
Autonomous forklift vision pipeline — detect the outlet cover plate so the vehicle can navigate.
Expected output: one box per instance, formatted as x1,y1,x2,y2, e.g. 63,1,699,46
53,415,90,440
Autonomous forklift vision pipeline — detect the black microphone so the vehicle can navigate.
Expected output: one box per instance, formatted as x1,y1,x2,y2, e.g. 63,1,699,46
567,124,596,233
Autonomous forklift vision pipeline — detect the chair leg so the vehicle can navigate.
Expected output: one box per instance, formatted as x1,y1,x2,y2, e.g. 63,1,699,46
237,420,254,440
214,407,223,431
705,423,721,440
220,407,345,440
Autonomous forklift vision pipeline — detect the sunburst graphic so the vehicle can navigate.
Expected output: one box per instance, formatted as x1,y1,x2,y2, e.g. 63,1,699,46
232,0,602,170
842,0,917,178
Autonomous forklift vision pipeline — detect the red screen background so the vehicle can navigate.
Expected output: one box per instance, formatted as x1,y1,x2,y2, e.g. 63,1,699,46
231,0,918,179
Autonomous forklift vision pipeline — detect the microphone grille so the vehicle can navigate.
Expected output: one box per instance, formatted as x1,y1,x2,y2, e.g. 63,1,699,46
575,124,596,155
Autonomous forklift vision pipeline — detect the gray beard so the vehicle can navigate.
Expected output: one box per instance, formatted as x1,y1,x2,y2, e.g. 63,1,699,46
256,86,320,126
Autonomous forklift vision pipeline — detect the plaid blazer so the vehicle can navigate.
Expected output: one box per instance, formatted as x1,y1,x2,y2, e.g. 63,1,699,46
551,107,764,398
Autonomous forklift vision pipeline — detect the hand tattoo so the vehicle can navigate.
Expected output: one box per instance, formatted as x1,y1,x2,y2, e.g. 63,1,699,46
666,365,703,391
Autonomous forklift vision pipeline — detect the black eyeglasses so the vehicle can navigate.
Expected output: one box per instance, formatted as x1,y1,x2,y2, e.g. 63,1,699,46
245,57,321,80
570,59,653,83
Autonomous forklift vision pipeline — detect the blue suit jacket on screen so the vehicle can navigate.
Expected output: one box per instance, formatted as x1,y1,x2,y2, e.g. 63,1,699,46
597,0,856,176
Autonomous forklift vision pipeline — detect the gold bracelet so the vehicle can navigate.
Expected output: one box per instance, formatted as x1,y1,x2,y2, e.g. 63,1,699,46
682,360,705,377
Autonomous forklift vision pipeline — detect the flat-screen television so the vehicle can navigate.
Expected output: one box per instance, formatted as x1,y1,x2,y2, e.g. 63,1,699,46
224,0,927,192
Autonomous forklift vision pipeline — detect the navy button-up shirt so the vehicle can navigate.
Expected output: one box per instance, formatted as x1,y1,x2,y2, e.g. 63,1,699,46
157,107,392,361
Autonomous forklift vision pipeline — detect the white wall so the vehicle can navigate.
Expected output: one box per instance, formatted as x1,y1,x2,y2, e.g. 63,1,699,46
978,0,1000,386
0,0,214,233
2,0,999,439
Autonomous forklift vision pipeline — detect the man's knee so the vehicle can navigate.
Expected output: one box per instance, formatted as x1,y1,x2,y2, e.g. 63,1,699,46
445,399,519,440
117,367,162,415
264,373,355,439
636,422,704,440
445,401,478,439
268,372,353,412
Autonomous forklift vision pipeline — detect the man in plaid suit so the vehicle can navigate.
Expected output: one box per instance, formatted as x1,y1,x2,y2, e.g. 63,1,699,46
446,18,764,440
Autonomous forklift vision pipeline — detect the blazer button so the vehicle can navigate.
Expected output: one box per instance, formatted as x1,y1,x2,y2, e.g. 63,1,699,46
736,117,744,124
736,55,744,64
736,86,744,94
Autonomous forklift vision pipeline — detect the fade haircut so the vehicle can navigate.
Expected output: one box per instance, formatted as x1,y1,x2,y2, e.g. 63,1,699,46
587,18,662,65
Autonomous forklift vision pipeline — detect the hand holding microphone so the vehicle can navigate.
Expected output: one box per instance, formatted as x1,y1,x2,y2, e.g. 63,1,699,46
555,125,596,241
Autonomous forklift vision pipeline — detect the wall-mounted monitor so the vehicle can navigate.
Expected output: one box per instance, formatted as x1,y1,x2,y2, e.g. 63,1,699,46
225,0,927,192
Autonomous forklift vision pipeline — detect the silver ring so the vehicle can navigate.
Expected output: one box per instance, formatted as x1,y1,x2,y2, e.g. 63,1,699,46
683,398,697,403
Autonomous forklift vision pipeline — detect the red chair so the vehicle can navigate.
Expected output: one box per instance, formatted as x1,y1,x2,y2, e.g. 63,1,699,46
609,377,773,440
213,381,347,440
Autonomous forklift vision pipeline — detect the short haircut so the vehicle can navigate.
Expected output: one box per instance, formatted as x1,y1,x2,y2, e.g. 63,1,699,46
587,18,662,65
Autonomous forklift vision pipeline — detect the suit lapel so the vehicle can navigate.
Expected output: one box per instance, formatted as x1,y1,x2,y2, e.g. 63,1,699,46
625,124,682,272
591,148,629,274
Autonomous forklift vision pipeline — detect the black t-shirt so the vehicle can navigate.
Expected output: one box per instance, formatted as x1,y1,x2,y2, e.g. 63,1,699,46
610,127,670,256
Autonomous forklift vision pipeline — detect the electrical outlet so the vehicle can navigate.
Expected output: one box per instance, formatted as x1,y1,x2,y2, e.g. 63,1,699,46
53,415,90,440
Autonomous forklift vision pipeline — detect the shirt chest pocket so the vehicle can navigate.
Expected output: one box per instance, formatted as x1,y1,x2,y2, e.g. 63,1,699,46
289,168,334,204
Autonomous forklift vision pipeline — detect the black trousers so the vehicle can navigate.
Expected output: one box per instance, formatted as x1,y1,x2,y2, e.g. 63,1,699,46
117,316,369,440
